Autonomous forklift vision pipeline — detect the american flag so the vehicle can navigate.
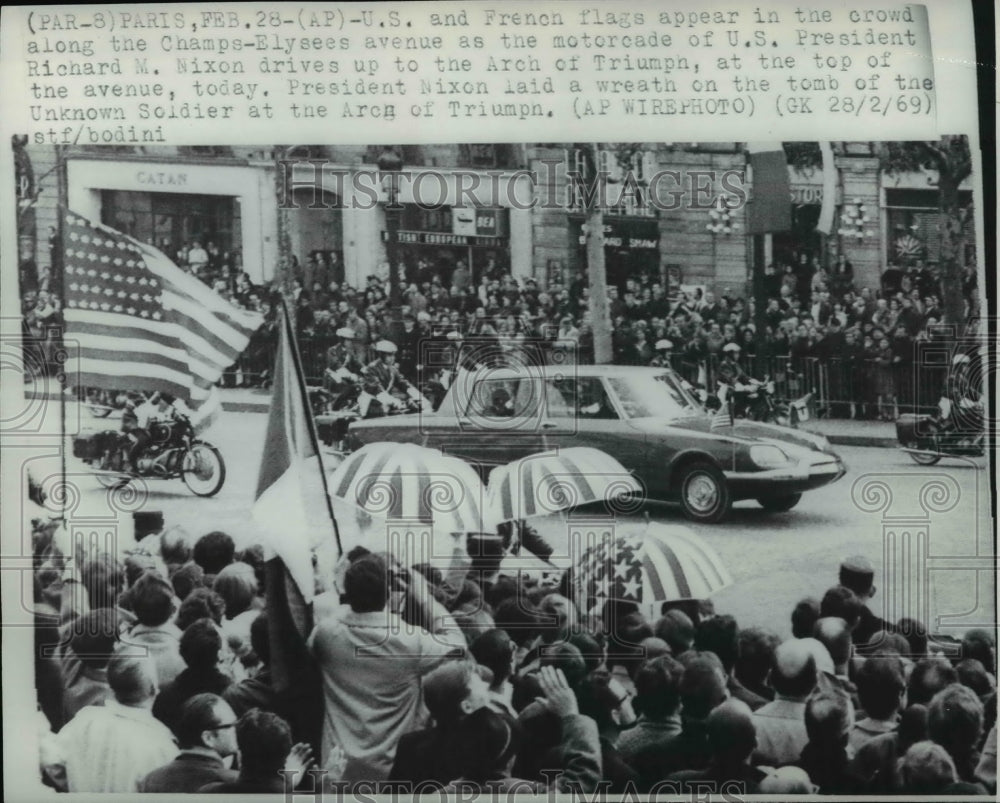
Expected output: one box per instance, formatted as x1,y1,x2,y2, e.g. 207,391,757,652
578,533,645,606
710,400,734,430
61,212,262,410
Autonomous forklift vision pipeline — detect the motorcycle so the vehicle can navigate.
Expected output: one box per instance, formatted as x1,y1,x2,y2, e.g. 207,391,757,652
897,404,986,465
72,413,226,496
714,377,811,427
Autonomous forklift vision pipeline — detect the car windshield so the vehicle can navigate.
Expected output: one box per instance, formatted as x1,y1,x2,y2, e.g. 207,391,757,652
607,372,702,420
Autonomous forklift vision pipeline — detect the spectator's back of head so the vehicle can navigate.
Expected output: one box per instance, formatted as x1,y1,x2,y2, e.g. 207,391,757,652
654,609,695,656
791,598,821,639
130,571,175,627
107,652,158,705
342,553,389,613
160,525,192,568
249,613,270,667
898,703,929,752
770,639,818,699
956,658,995,699
678,654,728,721
235,709,292,778
813,617,852,670
193,531,235,576
176,587,226,630
80,553,124,611
695,614,739,674
736,627,780,691
539,642,587,690
856,652,906,719
633,654,684,720
820,586,863,630
124,554,158,590
928,683,984,758
866,630,909,656
213,562,257,618
171,561,205,601
179,618,223,672
805,687,853,745
470,629,515,687
896,617,928,659
759,766,814,794
908,658,958,706
961,629,996,675
897,741,957,794
492,597,538,648
69,608,121,668
422,661,484,726
706,697,756,761
453,707,521,782
567,631,605,675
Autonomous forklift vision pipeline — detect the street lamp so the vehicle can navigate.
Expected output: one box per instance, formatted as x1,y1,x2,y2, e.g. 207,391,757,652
376,145,404,343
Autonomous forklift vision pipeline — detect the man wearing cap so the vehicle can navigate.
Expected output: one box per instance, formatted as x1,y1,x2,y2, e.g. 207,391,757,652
324,328,364,395
752,639,819,766
650,339,674,368
716,343,752,416
389,660,492,786
360,340,415,418
397,313,423,385
839,555,893,649
123,392,178,472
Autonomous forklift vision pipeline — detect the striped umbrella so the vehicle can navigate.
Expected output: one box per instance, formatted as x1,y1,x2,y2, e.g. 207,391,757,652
571,523,733,615
328,441,491,534
487,447,643,523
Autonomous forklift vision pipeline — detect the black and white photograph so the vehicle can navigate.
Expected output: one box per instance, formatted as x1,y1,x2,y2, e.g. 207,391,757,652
0,1,995,800
8,136,994,796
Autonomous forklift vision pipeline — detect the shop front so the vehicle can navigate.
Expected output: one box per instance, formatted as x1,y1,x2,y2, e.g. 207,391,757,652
65,157,272,283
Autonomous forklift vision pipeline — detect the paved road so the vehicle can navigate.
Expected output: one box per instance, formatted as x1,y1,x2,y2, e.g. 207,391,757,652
44,404,993,642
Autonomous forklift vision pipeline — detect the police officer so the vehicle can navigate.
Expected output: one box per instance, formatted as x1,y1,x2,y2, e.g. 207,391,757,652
716,343,751,416
361,340,414,418
324,327,365,402
650,339,674,368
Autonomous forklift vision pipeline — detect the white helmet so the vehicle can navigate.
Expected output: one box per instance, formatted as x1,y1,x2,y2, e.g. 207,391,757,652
374,340,398,354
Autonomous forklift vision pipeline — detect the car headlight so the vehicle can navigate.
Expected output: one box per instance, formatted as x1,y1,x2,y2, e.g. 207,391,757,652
814,435,831,452
750,444,791,469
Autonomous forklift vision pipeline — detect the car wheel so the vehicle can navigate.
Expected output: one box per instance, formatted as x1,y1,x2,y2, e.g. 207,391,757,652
677,461,732,523
757,493,802,512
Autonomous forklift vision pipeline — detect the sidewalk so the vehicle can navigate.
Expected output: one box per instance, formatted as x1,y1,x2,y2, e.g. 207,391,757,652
214,388,898,447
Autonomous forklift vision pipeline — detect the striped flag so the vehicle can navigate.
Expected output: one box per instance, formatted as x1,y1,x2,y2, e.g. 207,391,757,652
816,141,838,235
61,211,262,410
710,400,734,430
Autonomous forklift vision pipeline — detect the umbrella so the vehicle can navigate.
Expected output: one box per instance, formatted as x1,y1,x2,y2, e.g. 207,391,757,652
329,441,490,532
571,522,733,616
487,447,642,523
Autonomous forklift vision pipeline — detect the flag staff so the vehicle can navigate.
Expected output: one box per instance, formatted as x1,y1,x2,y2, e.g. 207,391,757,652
279,299,343,557
54,144,68,520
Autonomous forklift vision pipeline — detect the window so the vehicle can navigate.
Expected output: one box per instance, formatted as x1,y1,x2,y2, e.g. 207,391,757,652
545,377,619,420
467,377,544,419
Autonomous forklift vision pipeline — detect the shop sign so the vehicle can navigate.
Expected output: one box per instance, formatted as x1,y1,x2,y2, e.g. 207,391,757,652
452,207,507,237
578,218,659,249
136,171,188,186
382,230,503,248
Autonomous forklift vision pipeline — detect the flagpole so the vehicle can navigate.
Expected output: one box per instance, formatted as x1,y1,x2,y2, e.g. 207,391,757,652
55,144,68,520
279,299,344,556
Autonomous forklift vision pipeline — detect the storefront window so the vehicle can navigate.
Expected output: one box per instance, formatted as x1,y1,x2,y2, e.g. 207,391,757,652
885,189,974,267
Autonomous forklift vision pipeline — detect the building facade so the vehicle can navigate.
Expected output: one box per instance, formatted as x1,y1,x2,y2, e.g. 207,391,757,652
23,142,974,299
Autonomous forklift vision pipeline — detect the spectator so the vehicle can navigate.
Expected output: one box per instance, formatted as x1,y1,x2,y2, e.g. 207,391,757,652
43,654,177,792
838,555,892,648
795,688,862,794
469,629,518,716
819,585,864,633
176,587,226,630
617,655,684,776
171,561,206,602
813,617,859,707
668,698,769,793
654,609,695,657
791,597,821,639
121,571,185,690
389,660,491,786
850,651,906,752
139,694,239,792
927,683,986,789
213,562,260,666
153,618,232,735
571,672,639,791
696,615,767,710
957,658,996,700
198,709,314,793
907,657,958,706
658,652,729,776
735,628,780,703
192,531,235,581
850,703,929,794
752,639,818,766
60,608,121,725
897,741,959,795
308,553,464,782
223,613,278,717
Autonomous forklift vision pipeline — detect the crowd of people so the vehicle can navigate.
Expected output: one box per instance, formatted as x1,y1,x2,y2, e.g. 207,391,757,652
30,506,997,795
20,235,982,420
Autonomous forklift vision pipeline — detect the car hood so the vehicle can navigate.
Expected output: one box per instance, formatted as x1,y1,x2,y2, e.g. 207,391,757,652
631,415,834,453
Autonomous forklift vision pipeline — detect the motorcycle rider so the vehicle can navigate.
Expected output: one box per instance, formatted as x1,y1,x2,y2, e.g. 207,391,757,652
650,339,674,368
935,352,983,443
360,340,417,418
324,327,365,399
716,342,752,417
123,391,177,471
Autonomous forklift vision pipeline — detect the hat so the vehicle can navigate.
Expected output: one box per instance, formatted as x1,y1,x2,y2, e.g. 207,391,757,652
335,327,355,339
446,330,462,340
374,340,397,354
723,342,741,353
655,339,674,351
839,555,875,596
133,511,164,541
